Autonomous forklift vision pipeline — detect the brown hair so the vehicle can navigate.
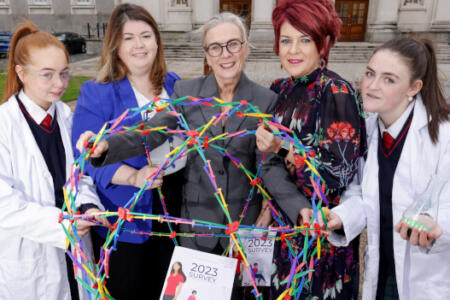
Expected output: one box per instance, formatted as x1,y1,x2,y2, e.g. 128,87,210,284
374,37,450,144
2,20,69,103
97,3,167,95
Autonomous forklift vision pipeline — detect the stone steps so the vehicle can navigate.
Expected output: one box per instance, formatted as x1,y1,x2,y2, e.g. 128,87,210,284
162,42,450,63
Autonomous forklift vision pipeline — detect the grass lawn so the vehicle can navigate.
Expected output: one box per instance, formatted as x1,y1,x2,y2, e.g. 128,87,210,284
61,76,92,102
0,74,92,102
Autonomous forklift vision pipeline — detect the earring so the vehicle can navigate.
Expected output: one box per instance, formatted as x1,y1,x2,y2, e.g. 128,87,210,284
408,96,414,102
320,58,326,69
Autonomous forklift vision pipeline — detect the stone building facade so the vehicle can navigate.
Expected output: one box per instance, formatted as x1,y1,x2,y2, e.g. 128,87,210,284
128,0,450,43
0,0,449,43
0,0,114,38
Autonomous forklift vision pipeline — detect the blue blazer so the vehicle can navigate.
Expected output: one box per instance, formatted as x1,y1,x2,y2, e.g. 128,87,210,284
71,72,180,243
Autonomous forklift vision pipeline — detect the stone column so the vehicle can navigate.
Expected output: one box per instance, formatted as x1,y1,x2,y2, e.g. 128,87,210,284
365,0,400,42
165,0,193,31
397,0,432,32
126,0,164,28
248,0,274,42
430,0,450,42
191,0,218,29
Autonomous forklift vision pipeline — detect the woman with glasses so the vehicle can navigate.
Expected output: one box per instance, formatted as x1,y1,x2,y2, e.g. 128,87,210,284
255,0,366,298
77,11,281,253
71,4,183,299
0,21,105,299
75,13,293,298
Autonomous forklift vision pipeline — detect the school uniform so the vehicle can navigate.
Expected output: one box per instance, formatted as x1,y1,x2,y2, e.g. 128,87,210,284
0,91,103,300
329,95,450,300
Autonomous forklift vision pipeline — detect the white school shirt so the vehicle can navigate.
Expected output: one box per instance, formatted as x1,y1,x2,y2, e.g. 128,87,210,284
19,89,56,123
378,100,415,139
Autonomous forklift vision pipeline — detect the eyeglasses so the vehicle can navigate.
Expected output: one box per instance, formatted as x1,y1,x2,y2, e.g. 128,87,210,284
23,66,72,84
203,39,245,57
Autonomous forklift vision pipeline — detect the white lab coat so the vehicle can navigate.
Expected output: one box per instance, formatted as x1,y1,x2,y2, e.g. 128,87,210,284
0,95,103,300
328,95,450,300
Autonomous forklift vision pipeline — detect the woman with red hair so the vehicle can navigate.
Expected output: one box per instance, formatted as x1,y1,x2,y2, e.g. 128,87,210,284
0,21,105,299
255,0,366,298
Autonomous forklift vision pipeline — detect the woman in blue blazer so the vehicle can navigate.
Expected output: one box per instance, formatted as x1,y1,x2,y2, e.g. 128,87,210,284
71,4,184,299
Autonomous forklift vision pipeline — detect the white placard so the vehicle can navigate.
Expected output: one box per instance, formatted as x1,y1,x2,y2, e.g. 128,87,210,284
160,246,237,300
234,230,276,287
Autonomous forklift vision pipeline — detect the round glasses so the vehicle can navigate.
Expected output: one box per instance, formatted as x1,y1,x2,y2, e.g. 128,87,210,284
23,66,72,84
203,39,245,57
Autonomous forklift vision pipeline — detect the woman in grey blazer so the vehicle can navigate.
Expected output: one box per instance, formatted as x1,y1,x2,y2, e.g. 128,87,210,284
77,12,311,255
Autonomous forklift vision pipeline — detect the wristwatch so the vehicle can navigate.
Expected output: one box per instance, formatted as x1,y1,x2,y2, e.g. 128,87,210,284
277,140,290,158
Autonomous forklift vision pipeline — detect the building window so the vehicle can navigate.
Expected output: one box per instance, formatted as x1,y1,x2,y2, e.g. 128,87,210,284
71,0,95,5
171,0,189,7
0,0,9,15
71,0,95,14
403,0,424,5
72,0,95,5
28,0,51,5
28,0,52,14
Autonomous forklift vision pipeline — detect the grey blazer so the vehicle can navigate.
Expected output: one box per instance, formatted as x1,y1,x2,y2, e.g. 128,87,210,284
92,73,309,251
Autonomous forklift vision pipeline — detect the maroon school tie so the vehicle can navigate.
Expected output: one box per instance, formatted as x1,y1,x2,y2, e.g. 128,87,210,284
41,113,52,129
382,131,394,150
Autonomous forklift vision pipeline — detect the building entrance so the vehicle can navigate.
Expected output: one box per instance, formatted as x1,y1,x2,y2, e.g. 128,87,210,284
336,0,369,41
220,0,252,30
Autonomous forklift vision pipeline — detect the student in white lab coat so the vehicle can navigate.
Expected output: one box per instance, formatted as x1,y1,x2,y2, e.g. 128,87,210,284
0,21,107,300
321,38,450,299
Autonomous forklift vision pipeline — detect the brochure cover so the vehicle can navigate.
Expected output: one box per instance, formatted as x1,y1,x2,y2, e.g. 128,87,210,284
160,246,237,300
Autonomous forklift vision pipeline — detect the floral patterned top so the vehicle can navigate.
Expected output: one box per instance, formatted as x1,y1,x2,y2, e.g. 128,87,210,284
271,67,366,207
270,67,366,300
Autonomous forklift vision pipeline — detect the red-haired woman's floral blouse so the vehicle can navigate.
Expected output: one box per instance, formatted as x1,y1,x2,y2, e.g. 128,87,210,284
270,67,366,300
